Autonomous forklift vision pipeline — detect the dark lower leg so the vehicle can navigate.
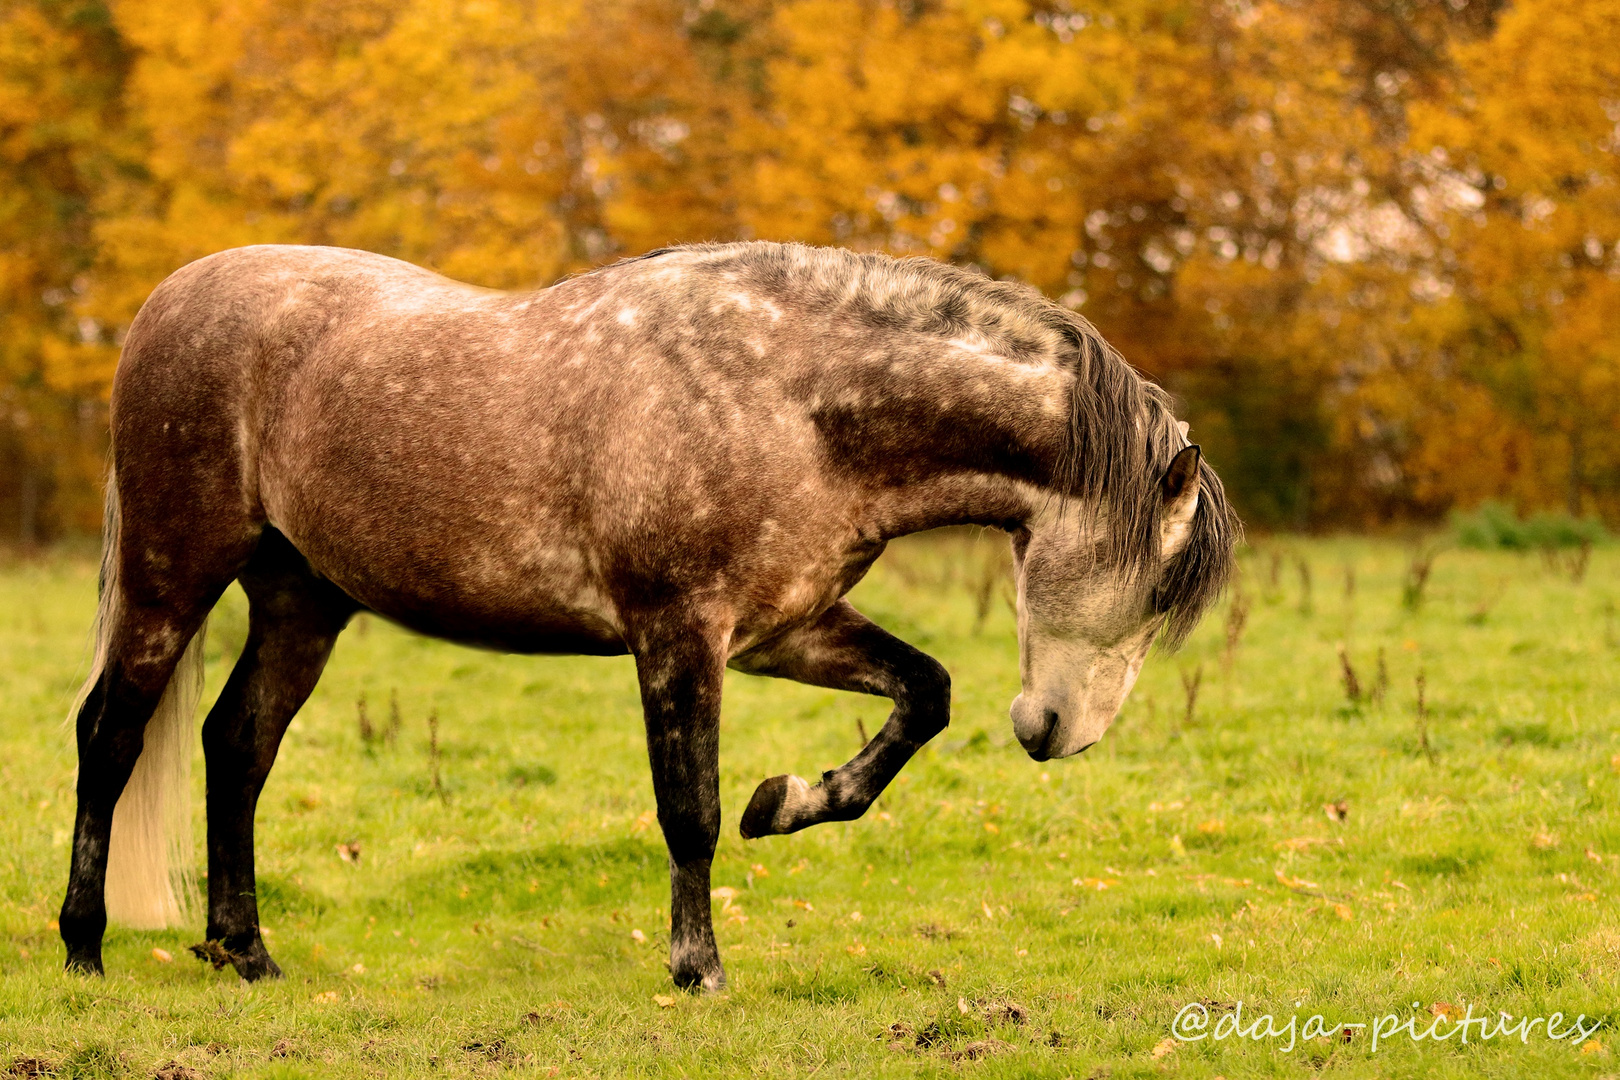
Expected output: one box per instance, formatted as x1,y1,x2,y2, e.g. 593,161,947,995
60,620,202,973
732,600,950,838
202,533,352,981
635,619,727,992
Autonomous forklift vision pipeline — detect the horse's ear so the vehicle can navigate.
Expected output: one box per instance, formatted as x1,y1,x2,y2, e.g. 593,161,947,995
1160,444,1201,558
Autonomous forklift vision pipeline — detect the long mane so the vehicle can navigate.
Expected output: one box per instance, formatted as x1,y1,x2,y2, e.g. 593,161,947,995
616,241,1242,646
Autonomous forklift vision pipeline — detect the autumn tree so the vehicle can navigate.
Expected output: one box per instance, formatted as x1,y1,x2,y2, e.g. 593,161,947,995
1,0,1615,538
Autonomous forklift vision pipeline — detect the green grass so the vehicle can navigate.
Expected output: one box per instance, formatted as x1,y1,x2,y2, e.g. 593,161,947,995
2,533,1618,1077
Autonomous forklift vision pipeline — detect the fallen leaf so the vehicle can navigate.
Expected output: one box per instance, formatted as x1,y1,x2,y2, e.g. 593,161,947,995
1151,1036,1178,1059
312,991,340,1003
1586,847,1604,864
631,810,657,833
1275,837,1330,852
1323,800,1349,823
957,997,971,1015
653,994,675,1008
1275,869,1320,891
631,929,647,944
1429,1002,1462,1020
1072,877,1121,891
750,862,769,877
1532,829,1559,850
151,947,173,963
1580,1039,1605,1056
845,943,866,956
1197,818,1224,834
1331,902,1354,921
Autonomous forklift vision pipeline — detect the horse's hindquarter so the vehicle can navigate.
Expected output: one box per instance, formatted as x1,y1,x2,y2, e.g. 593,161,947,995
249,250,865,656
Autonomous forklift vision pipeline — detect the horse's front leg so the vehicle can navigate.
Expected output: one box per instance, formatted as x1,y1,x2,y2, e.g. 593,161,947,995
634,617,728,992
732,599,950,838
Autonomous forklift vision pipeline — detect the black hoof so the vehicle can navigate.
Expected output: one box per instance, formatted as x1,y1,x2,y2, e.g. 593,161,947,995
670,961,726,993
668,935,725,993
233,951,283,982
740,775,793,839
63,950,104,976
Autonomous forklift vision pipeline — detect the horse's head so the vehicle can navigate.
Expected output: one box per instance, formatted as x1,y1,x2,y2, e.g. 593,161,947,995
1009,444,1230,760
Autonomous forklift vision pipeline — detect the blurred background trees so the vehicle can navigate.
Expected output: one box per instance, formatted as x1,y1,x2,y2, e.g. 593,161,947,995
2,0,1615,543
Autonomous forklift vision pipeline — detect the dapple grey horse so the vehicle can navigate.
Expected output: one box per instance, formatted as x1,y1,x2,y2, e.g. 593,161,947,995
60,241,1238,991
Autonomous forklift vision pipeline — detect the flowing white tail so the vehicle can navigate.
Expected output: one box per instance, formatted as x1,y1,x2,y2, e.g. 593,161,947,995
70,479,205,929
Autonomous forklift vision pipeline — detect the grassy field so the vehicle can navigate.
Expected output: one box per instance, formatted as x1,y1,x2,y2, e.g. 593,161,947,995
1,532,1618,1078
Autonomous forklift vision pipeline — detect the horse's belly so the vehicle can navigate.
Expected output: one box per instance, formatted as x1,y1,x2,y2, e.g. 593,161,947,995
280,512,627,655
364,596,629,656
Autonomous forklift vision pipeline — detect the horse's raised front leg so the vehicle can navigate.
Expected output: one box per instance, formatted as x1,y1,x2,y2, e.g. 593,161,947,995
634,617,728,992
200,531,355,981
731,599,950,839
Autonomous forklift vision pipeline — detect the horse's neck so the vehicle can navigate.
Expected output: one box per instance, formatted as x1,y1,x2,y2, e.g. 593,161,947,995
815,333,1071,537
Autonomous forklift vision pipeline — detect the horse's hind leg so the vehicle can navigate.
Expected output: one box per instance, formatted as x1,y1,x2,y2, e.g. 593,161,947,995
61,510,251,973
732,600,950,838
200,530,356,981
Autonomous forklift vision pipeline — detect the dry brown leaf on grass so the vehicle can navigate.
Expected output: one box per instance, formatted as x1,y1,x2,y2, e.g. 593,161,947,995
1275,837,1332,853
1275,869,1320,892
652,994,675,1008
1073,877,1121,891
1323,800,1348,823
1150,1036,1178,1059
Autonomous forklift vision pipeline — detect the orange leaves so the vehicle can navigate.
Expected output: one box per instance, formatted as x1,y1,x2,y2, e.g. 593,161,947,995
6,0,1620,534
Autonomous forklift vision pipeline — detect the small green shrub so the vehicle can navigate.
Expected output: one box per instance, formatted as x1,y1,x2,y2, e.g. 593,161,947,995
1451,501,1606,551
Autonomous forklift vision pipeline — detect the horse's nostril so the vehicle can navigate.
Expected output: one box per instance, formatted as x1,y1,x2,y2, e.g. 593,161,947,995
1042,708,1060,732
